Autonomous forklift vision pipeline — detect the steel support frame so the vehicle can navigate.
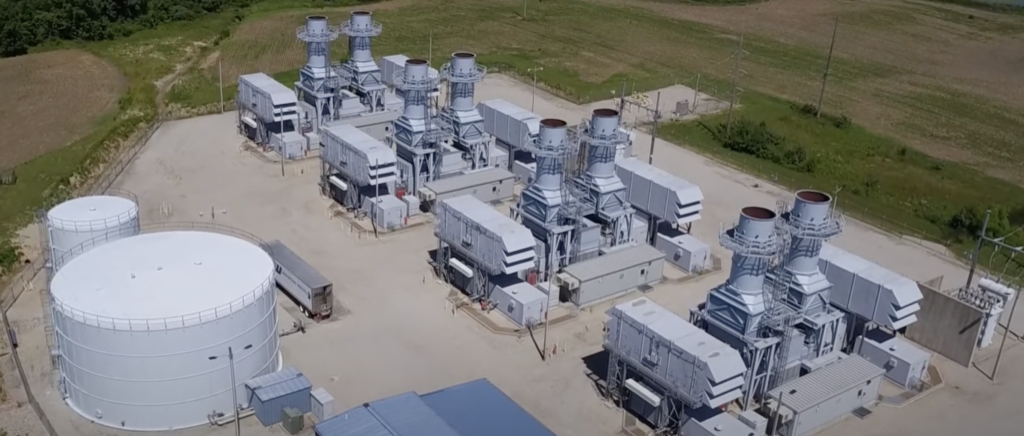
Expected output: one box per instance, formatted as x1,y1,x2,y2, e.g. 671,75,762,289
740,339,779,411
605,351,687,434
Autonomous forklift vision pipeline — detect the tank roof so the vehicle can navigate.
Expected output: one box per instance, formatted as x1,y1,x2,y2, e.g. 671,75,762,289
51,231,273,324
47,195,138,227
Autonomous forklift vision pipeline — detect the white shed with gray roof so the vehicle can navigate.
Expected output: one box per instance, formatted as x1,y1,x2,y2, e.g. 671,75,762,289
765,354,884,436
556,244,665,307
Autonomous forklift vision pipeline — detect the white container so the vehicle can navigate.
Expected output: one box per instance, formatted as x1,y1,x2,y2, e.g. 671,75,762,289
47,194,140,272
51,231,280,431
311,387,335,422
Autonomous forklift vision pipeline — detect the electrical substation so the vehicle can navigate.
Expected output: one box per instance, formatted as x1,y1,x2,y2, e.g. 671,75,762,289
12,8,1022,436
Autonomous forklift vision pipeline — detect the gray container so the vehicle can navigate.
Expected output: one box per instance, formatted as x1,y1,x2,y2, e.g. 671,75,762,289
281,407,304,435
559,244,665,308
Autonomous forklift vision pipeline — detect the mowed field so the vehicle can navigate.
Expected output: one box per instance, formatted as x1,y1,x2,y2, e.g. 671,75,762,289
193,0,1024,184
0,50,125,169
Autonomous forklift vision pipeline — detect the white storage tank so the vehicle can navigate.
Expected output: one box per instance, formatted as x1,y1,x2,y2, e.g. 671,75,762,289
50,229,281,431
47,193,140,272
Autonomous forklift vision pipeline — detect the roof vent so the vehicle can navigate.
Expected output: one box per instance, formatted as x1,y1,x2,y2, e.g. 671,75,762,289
714,425,723,431
889,345,898,352
194,261,203,266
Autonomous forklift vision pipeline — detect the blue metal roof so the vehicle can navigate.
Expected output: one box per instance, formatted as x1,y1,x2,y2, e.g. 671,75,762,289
315,405,390,436
316,392,461,436
316,379,556,436
421,379,558,436
245,367,312,402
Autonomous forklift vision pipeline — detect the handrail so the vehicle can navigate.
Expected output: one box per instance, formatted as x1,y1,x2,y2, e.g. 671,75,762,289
50,222,275,331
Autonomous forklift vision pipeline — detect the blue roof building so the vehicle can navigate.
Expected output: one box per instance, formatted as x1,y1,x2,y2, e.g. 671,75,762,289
315,379,558,436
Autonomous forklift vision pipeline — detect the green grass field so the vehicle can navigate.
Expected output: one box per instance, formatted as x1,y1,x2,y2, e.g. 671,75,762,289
3,0,1024,280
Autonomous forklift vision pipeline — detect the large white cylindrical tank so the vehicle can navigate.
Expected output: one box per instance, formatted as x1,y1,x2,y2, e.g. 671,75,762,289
50,230,280,431
47,194,140,272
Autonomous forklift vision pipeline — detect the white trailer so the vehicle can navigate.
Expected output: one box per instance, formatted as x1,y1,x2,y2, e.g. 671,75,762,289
266,240,333,319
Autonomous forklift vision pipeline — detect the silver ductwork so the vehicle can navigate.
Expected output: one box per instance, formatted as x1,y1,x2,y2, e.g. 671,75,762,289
402,59,430,119
728,207,777,295
786,190,833,274
302,16,330,70
534,119,568,191
448,52,478,111
585,108,622,180
347,11,376,63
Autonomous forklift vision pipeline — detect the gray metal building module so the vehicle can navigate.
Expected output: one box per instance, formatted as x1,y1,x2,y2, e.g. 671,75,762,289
245,367,313,426
556,244,665,307
765,355,884,436
419,168,516,206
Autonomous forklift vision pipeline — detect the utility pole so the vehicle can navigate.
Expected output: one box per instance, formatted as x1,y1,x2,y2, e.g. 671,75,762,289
816,17,840,118
219,58,224,113
523,0,528,20
619,91,662,164
965,210,992,290
617,79,627,114
528,67,544,112
428,31,433,67
279,115,285,177
543,279,552,361
726,34,746,135
993,288,1020,381
648,92,661,165
692,73,701,113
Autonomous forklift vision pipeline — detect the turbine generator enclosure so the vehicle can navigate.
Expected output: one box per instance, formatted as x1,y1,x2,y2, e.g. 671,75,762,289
50,230,281,430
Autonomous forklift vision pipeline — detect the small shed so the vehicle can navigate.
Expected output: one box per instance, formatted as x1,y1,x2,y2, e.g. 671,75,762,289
245,367,313,426
556,244,665,308
765,355,883,436
855,330,930,388
363,194,408,230
310,388,335,422
490,279,548,327
655,230,709,273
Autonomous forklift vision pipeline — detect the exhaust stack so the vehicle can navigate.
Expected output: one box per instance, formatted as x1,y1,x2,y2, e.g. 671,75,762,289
584,109,624,180
727,207,778,295
342,11,382,63
533,119,569,191
401,59,430,120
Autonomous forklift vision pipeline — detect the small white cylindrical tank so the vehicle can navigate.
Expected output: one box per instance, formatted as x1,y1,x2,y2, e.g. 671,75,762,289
51,230,280,431
47,194,140,272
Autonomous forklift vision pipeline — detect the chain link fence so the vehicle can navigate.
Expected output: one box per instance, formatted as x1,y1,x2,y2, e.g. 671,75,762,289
1,114,166,436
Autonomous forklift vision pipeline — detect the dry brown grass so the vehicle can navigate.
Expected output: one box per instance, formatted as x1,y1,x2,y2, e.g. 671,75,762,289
0,50,125,169
593,0,1024,180
207,0,1024,183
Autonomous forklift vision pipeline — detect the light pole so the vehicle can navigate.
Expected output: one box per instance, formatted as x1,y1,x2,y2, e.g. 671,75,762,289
527,67,543,112
210,344,253,436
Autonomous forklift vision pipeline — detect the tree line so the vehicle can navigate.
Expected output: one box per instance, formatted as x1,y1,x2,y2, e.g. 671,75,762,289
0,0,256,57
